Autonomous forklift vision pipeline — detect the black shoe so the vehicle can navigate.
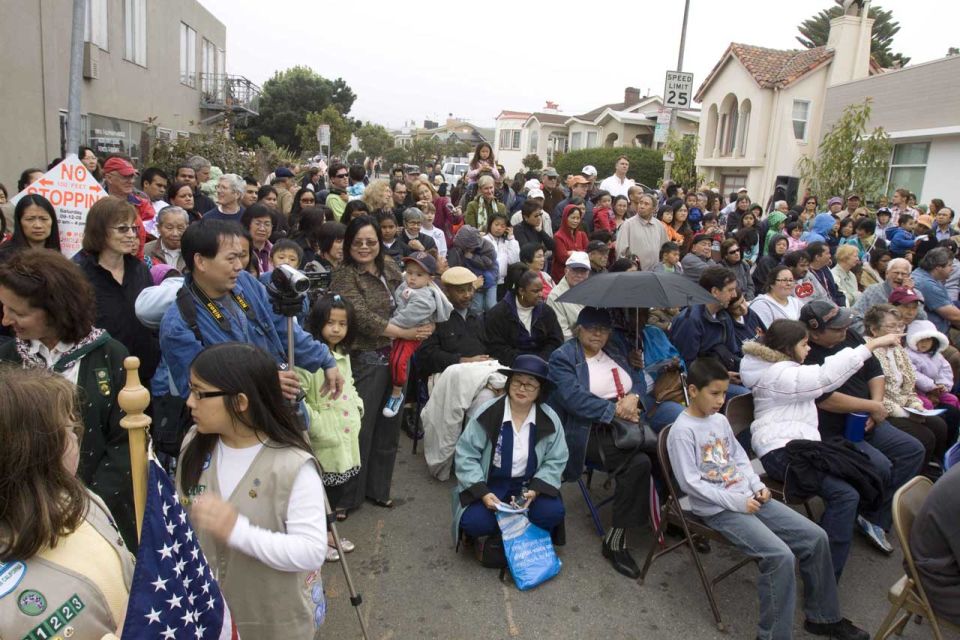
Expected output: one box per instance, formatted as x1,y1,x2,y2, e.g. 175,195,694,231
601,541,642,579
803,618,869,640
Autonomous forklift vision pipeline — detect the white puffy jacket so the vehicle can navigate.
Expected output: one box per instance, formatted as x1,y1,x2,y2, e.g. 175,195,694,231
739,340,873,458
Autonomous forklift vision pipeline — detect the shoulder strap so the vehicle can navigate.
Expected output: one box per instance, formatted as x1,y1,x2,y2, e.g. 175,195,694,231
176,286,204,346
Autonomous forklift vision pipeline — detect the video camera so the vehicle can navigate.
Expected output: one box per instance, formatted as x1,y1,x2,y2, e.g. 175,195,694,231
268,262,332,316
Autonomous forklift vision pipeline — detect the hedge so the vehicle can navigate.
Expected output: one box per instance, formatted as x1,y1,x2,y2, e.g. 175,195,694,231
553,147,664,189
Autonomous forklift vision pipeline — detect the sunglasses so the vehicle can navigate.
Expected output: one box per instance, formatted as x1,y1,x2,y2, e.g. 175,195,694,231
112,224,141,235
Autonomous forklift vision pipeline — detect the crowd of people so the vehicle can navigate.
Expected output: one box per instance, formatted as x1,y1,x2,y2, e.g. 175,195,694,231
1,142,959,640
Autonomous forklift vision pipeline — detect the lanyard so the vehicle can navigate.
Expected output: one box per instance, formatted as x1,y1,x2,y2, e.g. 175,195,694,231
190,281,259,334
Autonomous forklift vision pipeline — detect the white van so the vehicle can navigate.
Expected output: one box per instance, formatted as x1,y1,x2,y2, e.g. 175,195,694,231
441,161,469,185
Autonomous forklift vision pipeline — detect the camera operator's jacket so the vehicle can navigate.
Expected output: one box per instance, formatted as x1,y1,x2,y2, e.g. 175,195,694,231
159,270,336,397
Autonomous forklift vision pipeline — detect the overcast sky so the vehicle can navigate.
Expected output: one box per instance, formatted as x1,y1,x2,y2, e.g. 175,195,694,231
198,0,958,130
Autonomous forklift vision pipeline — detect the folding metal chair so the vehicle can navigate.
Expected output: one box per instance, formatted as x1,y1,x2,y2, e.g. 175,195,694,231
724,393,815,519
638,425,757,632
874,476,960,640
943,440,960,471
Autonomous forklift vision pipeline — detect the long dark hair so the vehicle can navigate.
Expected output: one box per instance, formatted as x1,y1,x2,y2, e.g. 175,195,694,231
470,142,495,169
6,194,61,251
306,294,357,352
179,343,313,493
341,215,385,274
760,319,810,362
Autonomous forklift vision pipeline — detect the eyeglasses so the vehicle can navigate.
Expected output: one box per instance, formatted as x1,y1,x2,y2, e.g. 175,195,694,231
351,239,379,248
580,324,612,335
335,173,349,179
252,220,273,229
775,278,796,284
189,387,232,400
510,379,540,392
727,248,741,254
880,322,905,331
112,224,141,235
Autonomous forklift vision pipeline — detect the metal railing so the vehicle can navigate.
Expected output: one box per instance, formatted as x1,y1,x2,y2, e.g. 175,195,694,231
199,73,261,116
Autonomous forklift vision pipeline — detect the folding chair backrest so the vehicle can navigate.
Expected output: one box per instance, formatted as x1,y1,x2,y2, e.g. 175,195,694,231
892,476,934,600
944,440,960,471
657,424,683,504
724,393,754,438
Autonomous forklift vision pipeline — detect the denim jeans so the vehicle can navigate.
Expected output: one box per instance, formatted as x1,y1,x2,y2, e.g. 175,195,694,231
761,448,859,580
642,394,684,433
469,286,497,315
705,500,841,640
853,420,925,530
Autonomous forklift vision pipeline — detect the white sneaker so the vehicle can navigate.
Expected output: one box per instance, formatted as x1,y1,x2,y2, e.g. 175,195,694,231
326,546,340,562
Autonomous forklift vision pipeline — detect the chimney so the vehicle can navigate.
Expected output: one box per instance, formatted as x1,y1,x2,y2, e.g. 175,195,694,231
543,101,560,112
826,12,874,85
624,87,641,106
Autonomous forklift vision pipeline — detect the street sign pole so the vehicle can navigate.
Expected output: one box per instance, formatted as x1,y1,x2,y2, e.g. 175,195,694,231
65,0,85,157
663,0,691,184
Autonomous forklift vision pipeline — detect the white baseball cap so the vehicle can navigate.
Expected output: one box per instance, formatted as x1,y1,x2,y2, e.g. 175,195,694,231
523,178,541,191
527,188,545,199
582,165,598,177
566,251,590,269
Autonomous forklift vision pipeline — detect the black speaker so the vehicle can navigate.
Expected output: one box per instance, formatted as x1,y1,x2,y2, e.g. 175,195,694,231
774,175,800,207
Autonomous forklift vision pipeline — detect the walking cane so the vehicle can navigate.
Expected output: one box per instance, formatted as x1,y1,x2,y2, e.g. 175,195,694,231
119,356,150,542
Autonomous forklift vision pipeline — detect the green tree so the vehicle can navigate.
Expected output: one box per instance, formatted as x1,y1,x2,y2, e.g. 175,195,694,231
347,150,366,165
356,123,394,159
149,119,258,178
243,66,357,152
554,147,664,189
442,139,473,160
663,131,703,191
406,138,443,170
383,146,408,169
296,106,355,158
522,154,543,171
797,99,891,204
796,5,909,68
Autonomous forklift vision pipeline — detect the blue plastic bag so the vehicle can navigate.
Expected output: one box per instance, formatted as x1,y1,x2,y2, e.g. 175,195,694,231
495,510,562,590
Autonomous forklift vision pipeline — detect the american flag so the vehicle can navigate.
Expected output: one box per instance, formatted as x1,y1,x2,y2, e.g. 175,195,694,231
122,458,239,639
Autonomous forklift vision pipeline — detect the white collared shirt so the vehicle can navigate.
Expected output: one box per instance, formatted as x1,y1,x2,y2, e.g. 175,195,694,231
599,174,635,198
159,240,182,267
500,402,537,478
28,340,80,384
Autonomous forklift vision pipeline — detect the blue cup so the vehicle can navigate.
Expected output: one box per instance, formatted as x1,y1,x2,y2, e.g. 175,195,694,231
845,412,868,442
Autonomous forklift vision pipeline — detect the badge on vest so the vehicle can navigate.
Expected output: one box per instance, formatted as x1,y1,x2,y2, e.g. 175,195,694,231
181,484,207,506
22,594,85,640
94,368,111,397
17,590,46,615
0,561,26,599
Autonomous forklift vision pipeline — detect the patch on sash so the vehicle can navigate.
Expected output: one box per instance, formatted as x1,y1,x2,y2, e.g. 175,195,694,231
94,368,111,396
22,594,84,640
0,561,26,599
17,589,46,615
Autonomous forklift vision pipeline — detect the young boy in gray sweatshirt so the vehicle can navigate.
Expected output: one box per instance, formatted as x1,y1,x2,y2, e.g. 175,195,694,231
382,251,453,418
667,357,869,640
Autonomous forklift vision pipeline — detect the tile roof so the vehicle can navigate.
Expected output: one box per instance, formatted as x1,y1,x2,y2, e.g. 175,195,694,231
695,43,835,102
527,112,568,125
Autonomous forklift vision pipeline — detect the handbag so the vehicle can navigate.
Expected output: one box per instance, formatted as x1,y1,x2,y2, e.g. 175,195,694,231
609,368,657,452
653,366,685,405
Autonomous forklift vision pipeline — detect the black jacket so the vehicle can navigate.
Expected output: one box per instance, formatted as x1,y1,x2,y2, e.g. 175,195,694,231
74,251,160,384
783,439,884,511
484,293,563,367
418,309,488,376
513,221,555,252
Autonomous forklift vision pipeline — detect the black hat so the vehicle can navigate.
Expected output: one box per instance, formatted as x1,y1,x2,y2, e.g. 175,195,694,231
693,233,713,245
577,306,612,328
586,240,608,253
800,300,853,331
498,354,551,384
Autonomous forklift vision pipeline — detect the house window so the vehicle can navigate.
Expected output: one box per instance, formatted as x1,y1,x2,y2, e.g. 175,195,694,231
156,128,172,141
887,142,930,202
737,110,750,157
586,131,598,149
792,100,811,142
201,38,216,94
721,174,747,195
724,106,739,156
84,0,108,49
498,129,521,150
570,132,582,150
529,130,539,154
180,23,197,87
123,0,147,66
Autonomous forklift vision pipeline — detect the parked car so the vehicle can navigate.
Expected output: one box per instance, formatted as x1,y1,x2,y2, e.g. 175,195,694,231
442,161,469,185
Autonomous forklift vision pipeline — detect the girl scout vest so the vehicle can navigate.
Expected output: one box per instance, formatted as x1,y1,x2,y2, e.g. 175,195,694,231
177,441,321,640
0,493,134,640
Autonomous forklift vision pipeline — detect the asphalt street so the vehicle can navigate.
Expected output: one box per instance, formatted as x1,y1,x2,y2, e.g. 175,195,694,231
318,432,951,640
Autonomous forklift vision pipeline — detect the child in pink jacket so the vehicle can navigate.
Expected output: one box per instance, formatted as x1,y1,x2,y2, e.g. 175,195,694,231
906,320,960,410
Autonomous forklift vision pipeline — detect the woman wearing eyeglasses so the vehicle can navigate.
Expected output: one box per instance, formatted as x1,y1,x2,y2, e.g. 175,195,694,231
719,238,755,301
749,265,804,328
73,197,160,384
330,216,434,512
0,248,136,548
177,343,328,639
452,354,568,562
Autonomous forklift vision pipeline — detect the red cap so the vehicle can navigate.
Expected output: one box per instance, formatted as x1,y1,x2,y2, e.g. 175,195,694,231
102,157,138,176
889,287,922,305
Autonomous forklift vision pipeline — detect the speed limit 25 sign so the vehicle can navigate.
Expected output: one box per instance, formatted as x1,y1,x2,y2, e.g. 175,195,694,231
663,71,694,109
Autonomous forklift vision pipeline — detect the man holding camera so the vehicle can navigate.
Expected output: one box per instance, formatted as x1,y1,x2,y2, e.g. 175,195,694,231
159,219,343,400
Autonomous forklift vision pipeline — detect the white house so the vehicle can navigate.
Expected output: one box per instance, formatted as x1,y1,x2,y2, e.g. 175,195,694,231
694,12,880,203
493,110,532,175
821,54,960,206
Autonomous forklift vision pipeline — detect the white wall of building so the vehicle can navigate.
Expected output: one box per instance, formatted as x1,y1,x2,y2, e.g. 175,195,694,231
494,116,526,175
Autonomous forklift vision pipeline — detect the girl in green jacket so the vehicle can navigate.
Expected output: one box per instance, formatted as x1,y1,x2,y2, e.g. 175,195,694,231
299,294,363,561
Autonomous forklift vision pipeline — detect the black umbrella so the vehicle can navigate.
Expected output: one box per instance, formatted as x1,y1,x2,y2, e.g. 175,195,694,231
555,271,717,308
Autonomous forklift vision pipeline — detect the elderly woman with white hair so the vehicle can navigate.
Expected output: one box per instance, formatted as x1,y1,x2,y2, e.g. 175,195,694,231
203,172,246,222
464,174,505,230
144,205,189,270
831,244,861,307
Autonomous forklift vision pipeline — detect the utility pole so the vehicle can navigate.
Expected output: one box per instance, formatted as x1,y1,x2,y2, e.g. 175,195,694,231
65,0,85,157
663,0,691,184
